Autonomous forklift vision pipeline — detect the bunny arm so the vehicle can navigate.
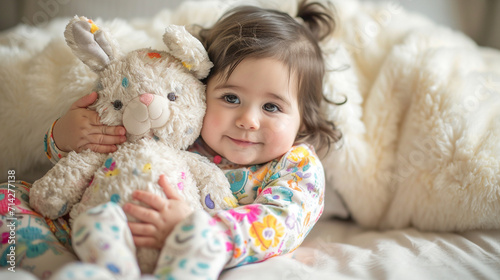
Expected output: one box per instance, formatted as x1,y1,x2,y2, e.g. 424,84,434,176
30,150,107,219
183,151,238,211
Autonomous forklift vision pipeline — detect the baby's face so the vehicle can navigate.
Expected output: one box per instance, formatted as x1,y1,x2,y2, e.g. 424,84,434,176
201,57,301,165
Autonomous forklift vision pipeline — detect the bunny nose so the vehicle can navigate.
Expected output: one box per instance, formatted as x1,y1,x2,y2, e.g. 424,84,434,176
140,93,154,106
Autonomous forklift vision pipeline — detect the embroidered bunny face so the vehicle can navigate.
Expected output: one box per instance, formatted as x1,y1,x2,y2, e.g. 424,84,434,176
90,49,207,148
65,16,213,149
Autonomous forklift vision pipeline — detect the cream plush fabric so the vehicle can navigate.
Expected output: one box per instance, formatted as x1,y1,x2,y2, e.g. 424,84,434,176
1,0,499,233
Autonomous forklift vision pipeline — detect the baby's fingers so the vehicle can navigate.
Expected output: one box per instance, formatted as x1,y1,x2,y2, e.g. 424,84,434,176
80,143,118,154
91,125,126,137
128,222,156,237
131,235,162,249
123,201,161,224
158,175,183,201
80,126,126,153
130,190,168,212
88,133,126,146
71,91,98,110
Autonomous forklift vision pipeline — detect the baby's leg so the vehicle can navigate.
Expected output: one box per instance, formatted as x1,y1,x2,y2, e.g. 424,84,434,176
72,202,140,279
154,212,228,280
50,262,116,280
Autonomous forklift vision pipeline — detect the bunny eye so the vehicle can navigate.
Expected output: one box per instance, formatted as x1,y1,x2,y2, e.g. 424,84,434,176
167,92,177,101
112,100,123,110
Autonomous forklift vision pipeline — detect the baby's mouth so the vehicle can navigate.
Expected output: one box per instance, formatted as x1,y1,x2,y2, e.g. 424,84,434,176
228,136,258,146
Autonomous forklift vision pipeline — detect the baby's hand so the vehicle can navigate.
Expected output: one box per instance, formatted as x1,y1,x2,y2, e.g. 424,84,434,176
53,92,126,153
124,175,193,249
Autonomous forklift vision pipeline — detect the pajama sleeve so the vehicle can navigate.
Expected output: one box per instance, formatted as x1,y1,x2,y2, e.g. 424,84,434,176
164,145,325,270
219,145,325,267
44,119,67,164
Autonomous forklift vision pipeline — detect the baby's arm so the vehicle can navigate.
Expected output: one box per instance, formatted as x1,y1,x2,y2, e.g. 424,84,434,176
152,145,324,277
46,91,126,163
213,145,325,267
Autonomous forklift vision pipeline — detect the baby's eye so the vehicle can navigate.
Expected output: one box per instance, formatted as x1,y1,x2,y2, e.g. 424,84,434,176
223,94,240,104
112,100,123,110
263,103,280,113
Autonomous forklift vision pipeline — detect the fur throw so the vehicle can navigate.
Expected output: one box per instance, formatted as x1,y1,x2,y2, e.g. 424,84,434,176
1,0,499,231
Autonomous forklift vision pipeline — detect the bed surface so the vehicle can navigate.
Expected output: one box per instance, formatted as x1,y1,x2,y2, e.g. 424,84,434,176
3,216,500,279
221,217,500,279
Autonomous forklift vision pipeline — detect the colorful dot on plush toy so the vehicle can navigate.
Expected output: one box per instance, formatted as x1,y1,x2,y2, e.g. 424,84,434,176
205,194,215,209
182,61,193,70
142,163,152,173
121,77,129,88
57,203,68,216
147,52,161,59
104,158,114,169
105,169,120,177
87,19,99,34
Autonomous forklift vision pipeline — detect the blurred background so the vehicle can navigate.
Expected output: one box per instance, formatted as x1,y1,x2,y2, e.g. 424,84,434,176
0,0,498,49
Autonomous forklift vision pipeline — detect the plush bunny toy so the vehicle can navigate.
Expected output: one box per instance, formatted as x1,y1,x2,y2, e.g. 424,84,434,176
30,16,238,274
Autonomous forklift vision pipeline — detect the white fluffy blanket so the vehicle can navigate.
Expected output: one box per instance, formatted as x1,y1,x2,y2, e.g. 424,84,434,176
1,0,499,231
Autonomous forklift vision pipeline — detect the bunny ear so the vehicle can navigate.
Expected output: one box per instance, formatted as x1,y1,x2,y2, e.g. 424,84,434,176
64,16,121,72
163,25,213,79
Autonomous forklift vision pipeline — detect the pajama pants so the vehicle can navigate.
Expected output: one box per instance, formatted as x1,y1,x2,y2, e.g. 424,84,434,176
0,181,77,279
63,202,229,280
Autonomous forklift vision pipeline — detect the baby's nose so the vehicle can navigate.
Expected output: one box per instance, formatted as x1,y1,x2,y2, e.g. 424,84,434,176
140,93,154,106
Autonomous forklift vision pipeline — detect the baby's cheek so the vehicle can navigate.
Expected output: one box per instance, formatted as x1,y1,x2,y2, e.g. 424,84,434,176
203,113,218,127
273,118,288,131
264,119,296,146
204,106,232,130
201,113,221,139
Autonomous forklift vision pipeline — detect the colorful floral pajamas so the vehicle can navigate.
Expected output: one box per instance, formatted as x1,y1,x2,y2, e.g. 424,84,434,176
0,181,77,279
179,141,326,273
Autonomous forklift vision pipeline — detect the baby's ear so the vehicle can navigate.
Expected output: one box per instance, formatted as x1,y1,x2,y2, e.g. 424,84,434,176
163,25,213,79
64,16,121,72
